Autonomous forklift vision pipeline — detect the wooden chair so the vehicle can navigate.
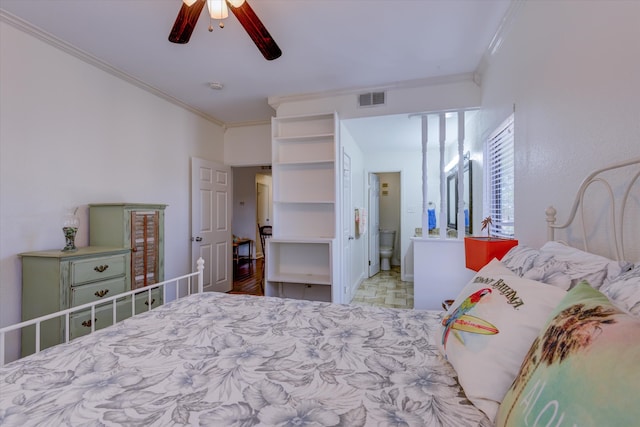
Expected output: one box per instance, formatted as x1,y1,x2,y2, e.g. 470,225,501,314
258,225,272,294
259,225,272,256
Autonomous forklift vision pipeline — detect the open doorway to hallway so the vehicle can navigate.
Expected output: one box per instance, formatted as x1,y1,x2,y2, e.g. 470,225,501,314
231,166,272,261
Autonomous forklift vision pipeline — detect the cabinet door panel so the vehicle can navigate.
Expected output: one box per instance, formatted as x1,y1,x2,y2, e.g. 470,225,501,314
131,211,159,289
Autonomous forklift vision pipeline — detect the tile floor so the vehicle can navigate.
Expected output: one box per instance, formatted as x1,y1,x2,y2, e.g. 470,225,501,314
351,266,414,309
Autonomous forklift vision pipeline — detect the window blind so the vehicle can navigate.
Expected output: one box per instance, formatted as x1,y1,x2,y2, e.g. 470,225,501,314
486,114,515,238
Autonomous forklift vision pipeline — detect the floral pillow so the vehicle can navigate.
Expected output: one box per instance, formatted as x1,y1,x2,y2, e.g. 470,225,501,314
599,265,640,316
496,282,640,427
438,259,566,422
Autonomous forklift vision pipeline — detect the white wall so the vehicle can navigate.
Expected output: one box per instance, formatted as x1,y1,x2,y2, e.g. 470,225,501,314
224,123,272,166
273,77,481,121
478,0,640,260
0,22,224,360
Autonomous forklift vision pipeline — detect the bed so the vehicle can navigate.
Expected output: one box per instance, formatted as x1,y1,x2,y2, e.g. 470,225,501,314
1,158,639,426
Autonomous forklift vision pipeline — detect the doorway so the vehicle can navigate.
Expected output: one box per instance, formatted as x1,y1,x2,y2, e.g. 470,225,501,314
230,166,272,260
256,173,272,257
369,171,401,276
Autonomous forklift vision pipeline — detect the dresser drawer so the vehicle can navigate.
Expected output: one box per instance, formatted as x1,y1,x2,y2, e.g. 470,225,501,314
71,254,127,285
134,287,163,314
69,301,130,340
71,276,127,307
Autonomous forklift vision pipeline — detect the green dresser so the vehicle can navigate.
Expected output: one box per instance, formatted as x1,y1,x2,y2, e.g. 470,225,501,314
20,246,130,357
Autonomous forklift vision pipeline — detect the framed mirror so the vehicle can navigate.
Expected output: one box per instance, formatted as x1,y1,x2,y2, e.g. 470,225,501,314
446,159,473,235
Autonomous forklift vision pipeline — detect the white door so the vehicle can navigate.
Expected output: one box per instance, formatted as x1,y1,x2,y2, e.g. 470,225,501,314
342,150,352,304
368,173,380,277
191,157,232,292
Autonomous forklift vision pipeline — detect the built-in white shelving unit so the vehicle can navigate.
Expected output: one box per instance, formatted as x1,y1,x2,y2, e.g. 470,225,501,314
267,112,340,302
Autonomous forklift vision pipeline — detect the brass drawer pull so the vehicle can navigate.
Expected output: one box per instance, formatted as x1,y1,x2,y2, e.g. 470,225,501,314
82,319,97,328
94,289,109,298
144,299,156,306
94,265,109,273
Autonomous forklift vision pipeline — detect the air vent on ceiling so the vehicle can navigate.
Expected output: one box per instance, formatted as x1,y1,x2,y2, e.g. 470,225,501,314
358,91,386,108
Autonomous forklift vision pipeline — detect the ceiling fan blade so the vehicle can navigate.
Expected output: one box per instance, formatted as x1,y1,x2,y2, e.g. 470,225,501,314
227,1,282,61
169,0,206,44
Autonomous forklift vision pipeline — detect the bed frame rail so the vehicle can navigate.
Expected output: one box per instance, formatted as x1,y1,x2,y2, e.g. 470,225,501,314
0,258,204,366
546,157,640,261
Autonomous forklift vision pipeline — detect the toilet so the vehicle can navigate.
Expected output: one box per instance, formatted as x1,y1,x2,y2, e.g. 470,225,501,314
379,229,396,271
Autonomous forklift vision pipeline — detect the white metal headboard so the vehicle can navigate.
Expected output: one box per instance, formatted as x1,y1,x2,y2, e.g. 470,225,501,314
546,157,640,262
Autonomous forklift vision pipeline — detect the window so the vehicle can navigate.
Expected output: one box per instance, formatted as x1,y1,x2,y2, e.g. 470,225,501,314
485,114,515,238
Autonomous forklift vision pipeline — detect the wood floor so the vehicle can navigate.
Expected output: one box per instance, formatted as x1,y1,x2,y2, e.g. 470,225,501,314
230,260,412,309
229,258,264,295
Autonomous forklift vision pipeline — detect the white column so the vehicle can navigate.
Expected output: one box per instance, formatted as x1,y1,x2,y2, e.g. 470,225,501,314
439,113,447,239
421,115,429,236
457,110,466,239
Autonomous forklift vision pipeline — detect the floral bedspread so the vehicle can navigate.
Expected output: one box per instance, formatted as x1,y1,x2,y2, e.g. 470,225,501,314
0,293,491,426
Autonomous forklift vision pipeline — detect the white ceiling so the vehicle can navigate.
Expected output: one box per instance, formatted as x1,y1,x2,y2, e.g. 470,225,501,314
0,0,511,126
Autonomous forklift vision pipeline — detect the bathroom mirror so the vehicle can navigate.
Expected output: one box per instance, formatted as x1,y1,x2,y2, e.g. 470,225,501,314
446,159,472,235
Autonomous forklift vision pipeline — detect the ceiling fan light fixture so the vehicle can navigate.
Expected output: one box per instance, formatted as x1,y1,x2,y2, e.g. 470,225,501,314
206,0,228,20
169,0,281,60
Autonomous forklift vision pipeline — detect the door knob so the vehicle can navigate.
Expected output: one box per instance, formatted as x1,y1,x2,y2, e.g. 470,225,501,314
192,236,203,242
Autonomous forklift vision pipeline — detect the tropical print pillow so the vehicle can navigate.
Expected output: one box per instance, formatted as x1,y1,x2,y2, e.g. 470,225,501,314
438,259,566,422
496,282,640,427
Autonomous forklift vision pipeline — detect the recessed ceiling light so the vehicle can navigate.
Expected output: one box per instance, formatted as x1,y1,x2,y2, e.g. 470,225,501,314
209,82,224,90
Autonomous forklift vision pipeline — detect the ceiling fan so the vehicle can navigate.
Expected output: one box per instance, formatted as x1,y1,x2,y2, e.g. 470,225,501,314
169,0,282,61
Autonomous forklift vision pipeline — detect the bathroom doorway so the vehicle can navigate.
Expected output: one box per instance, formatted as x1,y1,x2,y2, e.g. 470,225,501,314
369,171,401,276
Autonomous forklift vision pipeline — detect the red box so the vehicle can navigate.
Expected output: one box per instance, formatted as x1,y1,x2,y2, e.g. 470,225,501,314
464,237,519,271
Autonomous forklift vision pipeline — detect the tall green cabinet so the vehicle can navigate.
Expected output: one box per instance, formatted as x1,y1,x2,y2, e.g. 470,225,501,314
89,203,166,290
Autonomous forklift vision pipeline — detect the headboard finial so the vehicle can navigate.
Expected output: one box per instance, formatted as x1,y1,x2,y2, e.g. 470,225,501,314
545,206,557,241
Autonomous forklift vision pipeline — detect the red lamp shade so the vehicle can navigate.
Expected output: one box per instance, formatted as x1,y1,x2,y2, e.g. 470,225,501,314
464,237,519,271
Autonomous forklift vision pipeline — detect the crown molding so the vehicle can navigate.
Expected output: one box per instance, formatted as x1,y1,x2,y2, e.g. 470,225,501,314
473,0,525,86
225,119,271,129
1,9,225,127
